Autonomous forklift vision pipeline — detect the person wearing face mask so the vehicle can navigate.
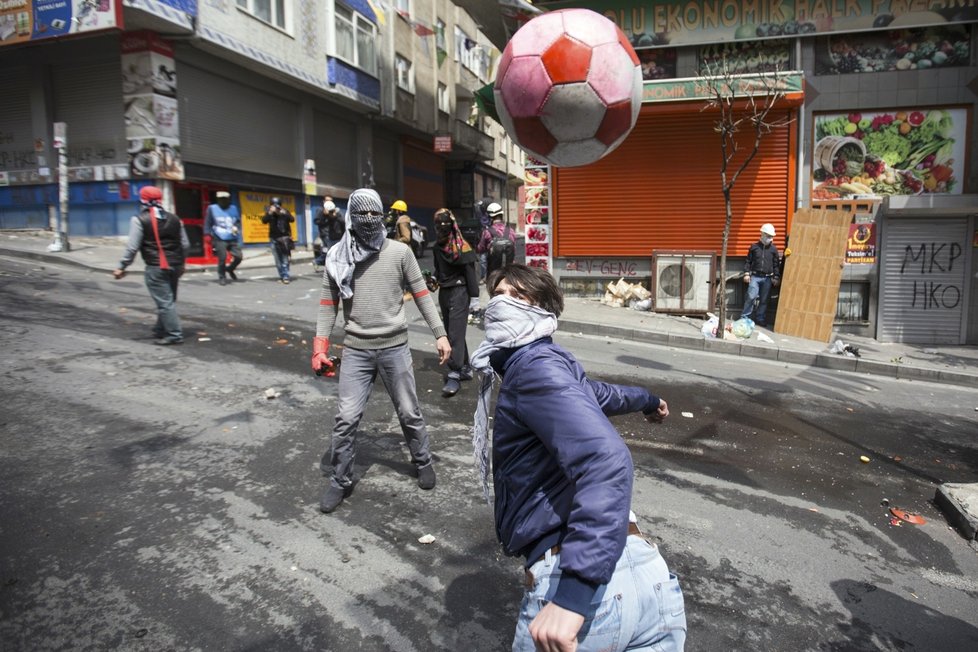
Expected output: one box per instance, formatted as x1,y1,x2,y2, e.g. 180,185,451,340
431,208,480,398
741,223,781,327
469,263,686,652
312,188,452,514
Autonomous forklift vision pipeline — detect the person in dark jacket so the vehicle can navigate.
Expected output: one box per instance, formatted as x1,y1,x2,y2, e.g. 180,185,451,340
313,196,345,267
740,222,781,327
431,208,480,398
262,197,295,283
113,185,190,345
469,264,687,651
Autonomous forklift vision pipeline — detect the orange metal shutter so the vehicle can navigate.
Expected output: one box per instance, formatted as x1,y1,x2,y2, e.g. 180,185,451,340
553,105,795,257
402,139,445,231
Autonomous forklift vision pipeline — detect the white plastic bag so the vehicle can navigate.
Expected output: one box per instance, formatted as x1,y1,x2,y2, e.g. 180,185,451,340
701,316,719,339
731,317,754,339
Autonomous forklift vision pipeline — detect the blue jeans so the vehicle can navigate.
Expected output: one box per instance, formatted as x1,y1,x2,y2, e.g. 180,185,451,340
327,344,432,488
271,241,291,280
144,266,183,342
741,275,773,324
512,537,686,652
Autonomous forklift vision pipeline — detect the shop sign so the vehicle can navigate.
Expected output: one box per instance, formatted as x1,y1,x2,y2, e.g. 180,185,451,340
240,192,297,245
0,1,121,49
812,106,966,199
545,0,978,48
643,71,803,102
434,136,452,153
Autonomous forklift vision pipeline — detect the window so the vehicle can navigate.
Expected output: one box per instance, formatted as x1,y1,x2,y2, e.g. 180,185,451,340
395,0,410,15
835,281,870,322
437,83,450,113
454,26,487,79
334,4,378,76
435,19,446,51
396,55,414,92
237,0,287,30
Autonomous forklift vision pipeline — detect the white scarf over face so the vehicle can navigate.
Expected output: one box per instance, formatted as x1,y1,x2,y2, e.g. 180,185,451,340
469,294,558,503
325,188,387,299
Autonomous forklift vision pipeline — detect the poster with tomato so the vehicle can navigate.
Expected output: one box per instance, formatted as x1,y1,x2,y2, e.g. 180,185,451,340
812,107,966,199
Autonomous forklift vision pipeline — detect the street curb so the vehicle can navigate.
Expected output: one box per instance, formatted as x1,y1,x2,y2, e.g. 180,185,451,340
560,318,978,388
934,483,978,543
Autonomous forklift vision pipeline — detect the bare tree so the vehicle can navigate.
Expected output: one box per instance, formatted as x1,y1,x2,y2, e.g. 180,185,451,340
700,61,793,336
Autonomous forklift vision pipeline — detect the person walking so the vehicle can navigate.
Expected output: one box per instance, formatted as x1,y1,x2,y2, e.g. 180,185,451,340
311,188,451,514
388,199,412,246
204,190,242,286
112,186,190,346
431,208,480,398
470,263,687,652
476,202,517,281
262,197,295,284
313,196,345,268
740,223,781,327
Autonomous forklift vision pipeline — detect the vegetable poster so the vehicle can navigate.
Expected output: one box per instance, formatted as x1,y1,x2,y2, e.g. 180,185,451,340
812,107,966,199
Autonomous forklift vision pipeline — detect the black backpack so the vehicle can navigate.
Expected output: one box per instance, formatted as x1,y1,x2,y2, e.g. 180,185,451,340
487,226,515,267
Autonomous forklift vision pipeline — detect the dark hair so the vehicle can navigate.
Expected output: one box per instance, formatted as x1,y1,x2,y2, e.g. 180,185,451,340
434,208,453,224
487,264,563,317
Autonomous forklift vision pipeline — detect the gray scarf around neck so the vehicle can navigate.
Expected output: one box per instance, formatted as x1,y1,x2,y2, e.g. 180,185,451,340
469,295,559,503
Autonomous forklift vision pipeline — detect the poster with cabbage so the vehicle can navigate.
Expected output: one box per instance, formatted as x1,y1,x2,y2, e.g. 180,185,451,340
812,108,965,199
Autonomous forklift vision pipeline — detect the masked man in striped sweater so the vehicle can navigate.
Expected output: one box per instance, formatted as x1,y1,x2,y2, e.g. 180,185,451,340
312,188,451,513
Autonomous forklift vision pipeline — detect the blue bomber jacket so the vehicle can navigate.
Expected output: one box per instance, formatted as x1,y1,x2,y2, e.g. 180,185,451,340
490,337,662,615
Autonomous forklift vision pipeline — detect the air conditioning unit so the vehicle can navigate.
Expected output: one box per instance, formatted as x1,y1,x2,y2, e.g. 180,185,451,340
651,251,716,314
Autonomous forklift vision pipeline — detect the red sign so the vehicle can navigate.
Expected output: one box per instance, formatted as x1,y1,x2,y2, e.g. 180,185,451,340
434,136,452,153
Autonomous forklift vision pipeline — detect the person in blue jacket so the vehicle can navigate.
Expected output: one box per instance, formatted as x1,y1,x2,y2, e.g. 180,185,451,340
470,263,687,652
204,191,242,286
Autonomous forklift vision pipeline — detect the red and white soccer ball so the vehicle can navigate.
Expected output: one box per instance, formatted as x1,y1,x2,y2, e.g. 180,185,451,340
494,8,643,168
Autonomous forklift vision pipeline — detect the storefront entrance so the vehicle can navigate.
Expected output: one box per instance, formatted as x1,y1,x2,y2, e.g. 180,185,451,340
173,182,228,265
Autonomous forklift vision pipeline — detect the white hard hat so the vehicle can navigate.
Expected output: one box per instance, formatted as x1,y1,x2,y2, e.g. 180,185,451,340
487,202,503,217
760,223,776,236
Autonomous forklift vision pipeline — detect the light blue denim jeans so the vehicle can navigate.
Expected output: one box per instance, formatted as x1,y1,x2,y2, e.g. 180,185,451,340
512,536,687,652
271,240,290,280
326,343,432,488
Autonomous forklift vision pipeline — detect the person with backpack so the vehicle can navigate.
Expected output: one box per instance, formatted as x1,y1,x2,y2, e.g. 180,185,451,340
476,202,517,281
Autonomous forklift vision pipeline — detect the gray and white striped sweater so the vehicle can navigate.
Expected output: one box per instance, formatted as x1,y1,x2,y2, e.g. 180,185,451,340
316,239,446,349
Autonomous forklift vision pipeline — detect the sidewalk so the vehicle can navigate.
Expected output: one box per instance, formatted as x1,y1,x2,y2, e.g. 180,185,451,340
2,229,976,542
3,230,977,389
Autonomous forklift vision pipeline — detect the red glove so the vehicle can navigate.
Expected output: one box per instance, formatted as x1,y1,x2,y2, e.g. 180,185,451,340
311,337,333,376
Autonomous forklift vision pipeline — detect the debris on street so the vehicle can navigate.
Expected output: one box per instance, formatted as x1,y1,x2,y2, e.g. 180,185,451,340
890,508,927,525
264,388,281,399
418,534,436,544
601,278,651,309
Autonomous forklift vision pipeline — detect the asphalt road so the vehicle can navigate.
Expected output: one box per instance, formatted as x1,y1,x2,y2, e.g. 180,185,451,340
1,255,977,651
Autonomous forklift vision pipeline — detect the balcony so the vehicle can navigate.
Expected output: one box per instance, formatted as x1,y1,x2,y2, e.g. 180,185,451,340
449,119,495,162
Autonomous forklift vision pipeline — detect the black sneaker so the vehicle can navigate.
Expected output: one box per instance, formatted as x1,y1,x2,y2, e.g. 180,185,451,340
441,378,461,397
218,278,228,286
319,485,346,513
153,338,183,346
417,463,436,490
227,269,238,281
459,366,474,381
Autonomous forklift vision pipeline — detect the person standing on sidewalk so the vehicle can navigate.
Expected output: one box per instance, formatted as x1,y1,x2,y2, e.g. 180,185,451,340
311,188,451,514
313,197,345,268
113,186,190,346
470,263,686,652
431,208,480,398
204,190,242,286
741,223,781,327
262,197,295,284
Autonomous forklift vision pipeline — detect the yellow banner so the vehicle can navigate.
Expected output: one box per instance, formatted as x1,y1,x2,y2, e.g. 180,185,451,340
239,192,298,245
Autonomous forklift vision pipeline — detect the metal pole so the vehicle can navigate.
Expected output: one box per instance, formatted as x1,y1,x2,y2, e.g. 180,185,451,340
47,122,69,252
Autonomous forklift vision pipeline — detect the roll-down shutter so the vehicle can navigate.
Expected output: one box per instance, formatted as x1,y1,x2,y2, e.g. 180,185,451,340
53,61,126,165
314,110,357,190
553,105,794,257
179,63,298,177
878,218,968,344
403,140,444,231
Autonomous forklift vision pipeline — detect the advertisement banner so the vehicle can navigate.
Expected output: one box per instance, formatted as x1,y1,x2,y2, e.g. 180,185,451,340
846,221,877,264
812,107,966,199
239,192,297,245
545,1,978,48
121,30,184,181
0,0,120,48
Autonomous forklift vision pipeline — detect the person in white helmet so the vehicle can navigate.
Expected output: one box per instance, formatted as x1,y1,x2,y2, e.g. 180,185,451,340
741,223,781,327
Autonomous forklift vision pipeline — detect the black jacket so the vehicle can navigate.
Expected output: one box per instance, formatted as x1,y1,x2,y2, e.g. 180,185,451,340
262,207,294,239
744,240,780,278
138,209,186,268
314,209,345,242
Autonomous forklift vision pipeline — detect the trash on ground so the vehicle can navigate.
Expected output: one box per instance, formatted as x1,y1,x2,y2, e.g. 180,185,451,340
198,337,211,342
681,412,694,418
601,278,651,308
860,455,870,463
880,498,890,507
701,315,719,339
730,317,754,339
264,388,281,399
756,331,774,343
889,508,926,525
418,534,436,544
829,339,861,357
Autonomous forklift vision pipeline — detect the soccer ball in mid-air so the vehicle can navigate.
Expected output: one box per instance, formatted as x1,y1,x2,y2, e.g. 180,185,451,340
494,8,643,168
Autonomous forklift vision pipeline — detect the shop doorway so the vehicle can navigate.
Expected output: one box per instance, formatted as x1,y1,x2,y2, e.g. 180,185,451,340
174,182,227,265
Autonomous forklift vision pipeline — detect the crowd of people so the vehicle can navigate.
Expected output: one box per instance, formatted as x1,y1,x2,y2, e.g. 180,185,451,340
116,185,689,651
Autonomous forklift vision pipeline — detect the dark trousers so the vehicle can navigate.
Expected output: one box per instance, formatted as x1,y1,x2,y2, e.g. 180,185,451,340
212,239,242,279
438,284,470,377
